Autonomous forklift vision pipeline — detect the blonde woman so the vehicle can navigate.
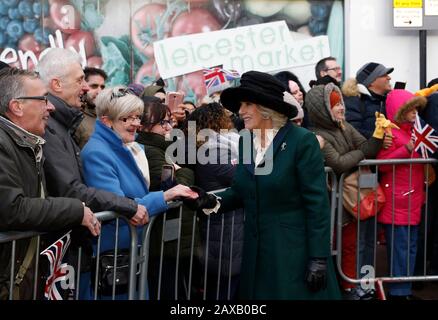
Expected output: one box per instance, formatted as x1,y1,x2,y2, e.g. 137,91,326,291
192,71,341,300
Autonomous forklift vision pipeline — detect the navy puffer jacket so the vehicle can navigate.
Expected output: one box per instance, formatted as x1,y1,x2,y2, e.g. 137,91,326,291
342,78,388,139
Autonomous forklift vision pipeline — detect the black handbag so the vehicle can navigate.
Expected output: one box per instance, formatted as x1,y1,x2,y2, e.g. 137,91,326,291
93,249,131,296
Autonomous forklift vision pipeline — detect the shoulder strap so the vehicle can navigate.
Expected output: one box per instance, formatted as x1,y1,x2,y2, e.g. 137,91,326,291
13,237,38,300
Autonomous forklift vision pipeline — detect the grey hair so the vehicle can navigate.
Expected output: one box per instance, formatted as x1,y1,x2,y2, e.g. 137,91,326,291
37,48,82,86
256,105,288,130
96,86,144,120
0,68,39,116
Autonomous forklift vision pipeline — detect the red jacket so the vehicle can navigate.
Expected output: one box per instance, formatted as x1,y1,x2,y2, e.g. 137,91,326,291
377,90,424,226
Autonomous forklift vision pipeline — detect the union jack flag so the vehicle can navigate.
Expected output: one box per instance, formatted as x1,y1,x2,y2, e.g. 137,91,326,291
40,231,73,300
413,114,438,158
203,66,240,95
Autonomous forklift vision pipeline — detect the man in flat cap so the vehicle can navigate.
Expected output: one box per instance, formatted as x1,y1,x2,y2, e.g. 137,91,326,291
342,62,393,139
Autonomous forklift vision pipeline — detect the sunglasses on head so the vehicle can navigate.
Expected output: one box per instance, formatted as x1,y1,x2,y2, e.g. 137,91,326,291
110,88,134,101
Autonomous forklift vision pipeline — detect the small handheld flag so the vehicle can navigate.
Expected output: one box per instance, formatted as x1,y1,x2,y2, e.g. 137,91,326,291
40,231,73,300
413,114,438,158
203,66,240,95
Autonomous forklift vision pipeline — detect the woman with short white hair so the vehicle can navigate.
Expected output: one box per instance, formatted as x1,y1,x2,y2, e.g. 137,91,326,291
81,86,197,298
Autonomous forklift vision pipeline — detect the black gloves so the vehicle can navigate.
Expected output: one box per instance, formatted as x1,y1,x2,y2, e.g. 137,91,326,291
183,186,218,211
305,257,327,292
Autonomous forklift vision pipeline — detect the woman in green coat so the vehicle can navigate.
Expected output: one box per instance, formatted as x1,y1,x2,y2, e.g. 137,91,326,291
191,71,341,300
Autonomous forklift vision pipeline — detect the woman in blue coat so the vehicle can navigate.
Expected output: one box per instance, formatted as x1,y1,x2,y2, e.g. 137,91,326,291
81,86,197,298
193,71,341,299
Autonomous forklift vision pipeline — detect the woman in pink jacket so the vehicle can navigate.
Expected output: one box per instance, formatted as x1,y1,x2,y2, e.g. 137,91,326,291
377,89,427,299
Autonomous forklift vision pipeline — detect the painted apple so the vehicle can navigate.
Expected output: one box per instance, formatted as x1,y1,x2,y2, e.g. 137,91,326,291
49,0,81,34
131,3,168,57
171,8,221,37
64,30,96,58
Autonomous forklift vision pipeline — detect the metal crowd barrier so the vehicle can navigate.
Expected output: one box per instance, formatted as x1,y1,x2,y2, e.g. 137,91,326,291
10,159,437,300
88,211,138,300
325,167,338,255
138,170,336,301
0,230,43,300
0,211,138,300
139,197,244,301
335,158,438,293
138,201,189,300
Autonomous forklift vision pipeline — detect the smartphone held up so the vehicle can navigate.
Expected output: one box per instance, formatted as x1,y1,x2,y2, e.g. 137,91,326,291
165,92,185,112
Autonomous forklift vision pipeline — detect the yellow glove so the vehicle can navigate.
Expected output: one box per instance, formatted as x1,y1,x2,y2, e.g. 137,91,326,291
373,112,400,139
415,84,438,97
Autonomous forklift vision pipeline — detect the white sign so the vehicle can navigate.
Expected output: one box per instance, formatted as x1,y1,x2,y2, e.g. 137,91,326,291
393,8,423,27
154,21,331,79
425,0,438,15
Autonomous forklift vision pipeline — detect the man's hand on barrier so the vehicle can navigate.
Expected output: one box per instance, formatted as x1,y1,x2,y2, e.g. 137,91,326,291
130,204,149,226
81,206,101,236
183,186,218,211
305,257,327,292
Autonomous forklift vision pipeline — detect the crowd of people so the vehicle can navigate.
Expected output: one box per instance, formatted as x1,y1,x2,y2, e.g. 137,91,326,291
1,48,438,301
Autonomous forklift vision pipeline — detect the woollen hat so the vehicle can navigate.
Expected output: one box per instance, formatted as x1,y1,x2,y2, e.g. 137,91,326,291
329,90,341,109
127,83,145,97
220,71,298,119
356,62,394,87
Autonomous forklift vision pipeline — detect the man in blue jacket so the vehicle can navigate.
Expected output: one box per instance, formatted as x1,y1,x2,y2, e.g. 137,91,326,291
342,62,393,139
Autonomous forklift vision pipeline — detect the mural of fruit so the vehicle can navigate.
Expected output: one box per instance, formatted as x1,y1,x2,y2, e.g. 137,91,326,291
49,0,80,34
135,59,160,85
0,0,339,101
171,8,221,37
131,3,167,57
65,30,96,58
0,0,52,50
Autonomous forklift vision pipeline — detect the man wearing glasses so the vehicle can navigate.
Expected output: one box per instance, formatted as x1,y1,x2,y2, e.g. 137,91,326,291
75,67,108,149
36,49,148,227
0,67,101,299
314,56,343,85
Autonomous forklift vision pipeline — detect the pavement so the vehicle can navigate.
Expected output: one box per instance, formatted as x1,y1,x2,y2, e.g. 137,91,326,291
375,243,438,300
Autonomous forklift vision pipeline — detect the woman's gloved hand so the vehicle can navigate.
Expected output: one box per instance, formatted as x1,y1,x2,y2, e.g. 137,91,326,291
183,186,218,211
305,257,328,292
373,112,399,139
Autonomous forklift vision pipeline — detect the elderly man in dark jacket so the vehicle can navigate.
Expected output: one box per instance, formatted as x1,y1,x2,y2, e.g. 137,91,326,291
0,68,100,299
343,62,393,139
36,48,147,224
